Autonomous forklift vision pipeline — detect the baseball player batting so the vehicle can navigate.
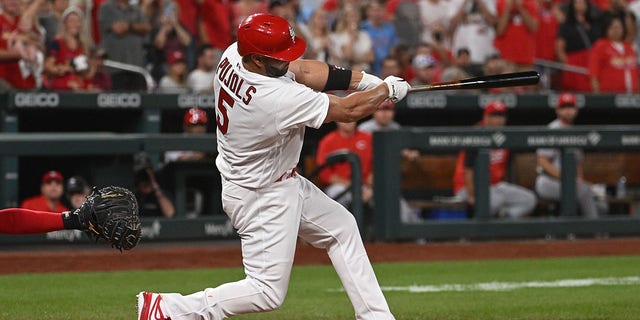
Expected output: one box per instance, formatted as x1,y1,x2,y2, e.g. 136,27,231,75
137,13,410,320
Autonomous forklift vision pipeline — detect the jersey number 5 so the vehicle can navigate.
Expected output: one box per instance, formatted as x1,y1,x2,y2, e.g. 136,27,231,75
216,89,234,134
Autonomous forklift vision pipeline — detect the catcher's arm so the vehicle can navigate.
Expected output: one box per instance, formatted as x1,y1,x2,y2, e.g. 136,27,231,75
63,186,142,251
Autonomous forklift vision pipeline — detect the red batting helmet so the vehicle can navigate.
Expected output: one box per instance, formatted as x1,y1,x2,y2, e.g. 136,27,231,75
184,108,208,125
237,13,306,62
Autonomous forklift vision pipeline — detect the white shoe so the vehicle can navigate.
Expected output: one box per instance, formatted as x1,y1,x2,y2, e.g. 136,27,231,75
137,291,170,320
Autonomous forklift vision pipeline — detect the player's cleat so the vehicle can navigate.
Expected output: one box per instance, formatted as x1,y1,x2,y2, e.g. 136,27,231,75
137,291,171,320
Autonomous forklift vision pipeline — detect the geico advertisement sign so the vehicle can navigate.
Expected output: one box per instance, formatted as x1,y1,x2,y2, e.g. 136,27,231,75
478,94,517,108
97,93,141,107
177,94,216,108
14,93,60,107
614,94,640,108
406,93,447,108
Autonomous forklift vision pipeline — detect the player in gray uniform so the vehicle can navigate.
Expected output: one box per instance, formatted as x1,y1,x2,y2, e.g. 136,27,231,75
453,101,537,218
535,93,607,218
137,13,411,320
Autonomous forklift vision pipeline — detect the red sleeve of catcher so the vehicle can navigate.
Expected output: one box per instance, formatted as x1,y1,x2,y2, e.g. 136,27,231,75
0,208,64,234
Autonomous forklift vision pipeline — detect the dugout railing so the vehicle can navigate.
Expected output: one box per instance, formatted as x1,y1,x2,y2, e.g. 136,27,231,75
2,91,640,245
373,126,640,242
1,127,639,245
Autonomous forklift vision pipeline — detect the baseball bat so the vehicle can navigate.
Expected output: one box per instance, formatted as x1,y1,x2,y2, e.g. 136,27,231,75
408,71,540,92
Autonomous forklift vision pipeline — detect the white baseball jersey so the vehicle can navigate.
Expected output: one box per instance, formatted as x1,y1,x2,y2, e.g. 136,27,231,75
213,43,330,188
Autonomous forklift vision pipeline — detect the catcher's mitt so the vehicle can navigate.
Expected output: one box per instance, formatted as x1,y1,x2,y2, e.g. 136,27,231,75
76,186,141,251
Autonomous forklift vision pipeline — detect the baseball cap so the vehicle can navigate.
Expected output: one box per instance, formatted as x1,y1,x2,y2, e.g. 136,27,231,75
66,176,88,194
166,50,185,65
184,107,209,125
42,170,63,184
378,100,395,110
484,100,507,116
413,54,436,69
557,92,576,108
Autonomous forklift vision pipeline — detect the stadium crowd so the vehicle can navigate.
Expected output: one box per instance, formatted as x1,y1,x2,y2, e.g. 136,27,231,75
0,0,639,93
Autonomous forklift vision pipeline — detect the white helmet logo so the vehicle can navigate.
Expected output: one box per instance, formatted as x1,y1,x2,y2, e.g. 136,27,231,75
289,26,295,42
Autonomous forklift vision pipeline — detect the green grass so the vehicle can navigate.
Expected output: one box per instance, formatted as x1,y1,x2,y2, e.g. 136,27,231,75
1,256,640,319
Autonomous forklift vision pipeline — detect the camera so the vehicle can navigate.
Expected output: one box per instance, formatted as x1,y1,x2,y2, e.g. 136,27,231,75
433,31,443,42
133,152,153,173
71,55,89,72
163,2,175,17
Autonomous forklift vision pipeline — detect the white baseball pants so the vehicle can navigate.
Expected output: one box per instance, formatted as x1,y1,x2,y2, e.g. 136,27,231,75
160,174,394,319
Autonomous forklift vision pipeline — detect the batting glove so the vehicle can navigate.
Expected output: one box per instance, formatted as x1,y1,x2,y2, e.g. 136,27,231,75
383,76,411,102
356,71,383,91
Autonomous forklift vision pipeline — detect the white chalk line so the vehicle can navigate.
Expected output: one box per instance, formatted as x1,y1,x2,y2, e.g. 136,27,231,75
330,276,640,293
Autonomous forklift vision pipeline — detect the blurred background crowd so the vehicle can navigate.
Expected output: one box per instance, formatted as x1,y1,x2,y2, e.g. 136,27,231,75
0,0,639,93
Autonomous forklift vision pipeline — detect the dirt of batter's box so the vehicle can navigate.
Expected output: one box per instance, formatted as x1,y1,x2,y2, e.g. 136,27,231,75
1,237,640,274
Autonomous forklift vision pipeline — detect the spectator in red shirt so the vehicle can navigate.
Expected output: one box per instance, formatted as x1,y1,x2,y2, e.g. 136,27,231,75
21,170,69,213
452,101,537,218
44,6,90,91
90,0,108,44
171,0,198,69
229,0,267,42
198,0,233,53
535,0,560,62
494,0,539,70
175,0,198,39
84,46,112,91
316,121,374,208
589,15,639,93
0,0,39,91
592,0,610,11
555,0,601,92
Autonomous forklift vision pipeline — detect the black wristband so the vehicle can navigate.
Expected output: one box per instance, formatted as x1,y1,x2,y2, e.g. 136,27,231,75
323,64,352,92
62,210,83,230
